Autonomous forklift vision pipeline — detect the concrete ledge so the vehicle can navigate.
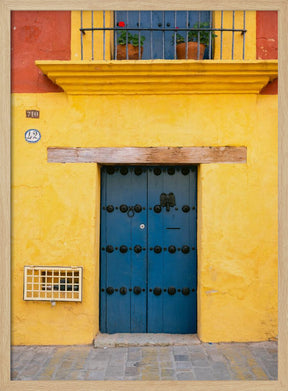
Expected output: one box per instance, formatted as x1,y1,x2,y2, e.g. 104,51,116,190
36,60,278,95
94,333,201,348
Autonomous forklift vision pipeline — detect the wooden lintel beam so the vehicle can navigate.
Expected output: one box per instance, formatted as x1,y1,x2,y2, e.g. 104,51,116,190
47,147,247,164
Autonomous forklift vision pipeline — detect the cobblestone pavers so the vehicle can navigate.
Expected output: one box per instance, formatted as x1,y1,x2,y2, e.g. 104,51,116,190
11,341,277,381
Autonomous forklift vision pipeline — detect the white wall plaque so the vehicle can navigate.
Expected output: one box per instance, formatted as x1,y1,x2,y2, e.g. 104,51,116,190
25,129,41,143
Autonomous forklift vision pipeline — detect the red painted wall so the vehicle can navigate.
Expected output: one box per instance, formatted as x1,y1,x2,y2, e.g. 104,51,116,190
256,11,278,95
256,11,278,60
11,11,71,93
260,79,278,95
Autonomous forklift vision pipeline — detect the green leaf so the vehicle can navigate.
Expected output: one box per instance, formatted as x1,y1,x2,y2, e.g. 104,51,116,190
117,31,145,47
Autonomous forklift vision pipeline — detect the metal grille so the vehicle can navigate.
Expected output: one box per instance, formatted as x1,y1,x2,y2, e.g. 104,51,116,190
23,266,83,302
80,11,247,60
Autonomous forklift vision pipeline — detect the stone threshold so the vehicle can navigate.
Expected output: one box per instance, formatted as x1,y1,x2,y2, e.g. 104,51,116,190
94,333,200,348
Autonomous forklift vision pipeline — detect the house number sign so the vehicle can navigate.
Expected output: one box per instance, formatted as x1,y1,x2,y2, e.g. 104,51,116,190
25,129,41,143
26,110,39,118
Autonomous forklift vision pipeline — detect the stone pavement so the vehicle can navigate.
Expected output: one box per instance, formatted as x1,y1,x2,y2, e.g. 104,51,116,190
11,340,277,381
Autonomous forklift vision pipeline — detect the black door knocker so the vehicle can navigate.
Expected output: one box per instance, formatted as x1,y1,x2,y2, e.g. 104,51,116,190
160,192,176,211
127,206,135,217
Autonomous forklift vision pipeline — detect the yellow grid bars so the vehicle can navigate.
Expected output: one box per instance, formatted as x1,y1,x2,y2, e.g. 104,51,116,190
23,266,83,302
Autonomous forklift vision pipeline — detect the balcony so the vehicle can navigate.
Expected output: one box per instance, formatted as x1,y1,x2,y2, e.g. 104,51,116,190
78,11,248,61
36,10,278,96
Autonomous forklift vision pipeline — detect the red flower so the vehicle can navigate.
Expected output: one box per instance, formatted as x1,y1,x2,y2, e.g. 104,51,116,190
118,21,125,27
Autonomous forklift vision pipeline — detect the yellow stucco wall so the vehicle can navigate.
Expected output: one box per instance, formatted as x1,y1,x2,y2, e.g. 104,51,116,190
214,11,256,60
71,11,114,61
12,90,277,345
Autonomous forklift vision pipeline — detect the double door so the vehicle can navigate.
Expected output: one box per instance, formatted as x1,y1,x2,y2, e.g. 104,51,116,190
100,166,197,333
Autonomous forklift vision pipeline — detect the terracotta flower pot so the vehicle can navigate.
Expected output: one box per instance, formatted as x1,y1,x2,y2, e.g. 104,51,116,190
116,44,143,60
176,42,206,59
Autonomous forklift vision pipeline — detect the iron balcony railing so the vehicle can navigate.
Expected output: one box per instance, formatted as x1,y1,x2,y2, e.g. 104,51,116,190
80,11,247,61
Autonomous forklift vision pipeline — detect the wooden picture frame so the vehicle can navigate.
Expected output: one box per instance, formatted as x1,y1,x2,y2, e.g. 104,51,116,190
0,1,286,390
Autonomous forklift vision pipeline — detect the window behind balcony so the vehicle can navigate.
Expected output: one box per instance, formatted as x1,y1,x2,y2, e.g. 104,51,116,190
115,11,212,60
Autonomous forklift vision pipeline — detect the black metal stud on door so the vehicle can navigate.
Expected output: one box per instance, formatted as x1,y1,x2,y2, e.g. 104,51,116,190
120,287,127,295
106,286,114,295
120,204,128,213
120,245,128,253
134,286,142,295
167,167,175,175
182,245,190,254
153,167,161,176
106,205,114,213
106,245,114,253
168,287,176,295
182,287,190,296
182,205,190,213
134,167,142,176
134,245,142,253
106,167,115,175
153,287,162,296
120,167,128,175
134,204,142,213
154,246,162,254
168,245,176,254
154,205,161,213
181,167,190,175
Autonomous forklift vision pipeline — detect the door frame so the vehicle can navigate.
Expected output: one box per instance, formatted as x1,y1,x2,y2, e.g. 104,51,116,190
99,163,199,334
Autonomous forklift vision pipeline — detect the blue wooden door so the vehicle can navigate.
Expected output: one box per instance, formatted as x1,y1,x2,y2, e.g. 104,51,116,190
100,166,197,333
115,11,212,59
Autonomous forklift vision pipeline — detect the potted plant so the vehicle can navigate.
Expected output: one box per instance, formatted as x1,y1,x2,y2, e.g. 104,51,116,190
116,21,145,60
174,22,217,59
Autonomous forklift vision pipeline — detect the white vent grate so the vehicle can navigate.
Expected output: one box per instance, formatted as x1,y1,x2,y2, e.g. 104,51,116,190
23,266,83,302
